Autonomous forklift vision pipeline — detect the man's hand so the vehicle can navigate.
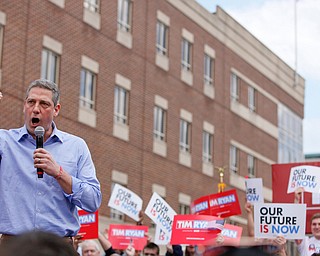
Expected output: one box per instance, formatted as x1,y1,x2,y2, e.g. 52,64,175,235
125,244,135,256
245,202,253,214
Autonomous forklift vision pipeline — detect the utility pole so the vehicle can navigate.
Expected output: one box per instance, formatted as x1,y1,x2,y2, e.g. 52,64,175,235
294,0,298,87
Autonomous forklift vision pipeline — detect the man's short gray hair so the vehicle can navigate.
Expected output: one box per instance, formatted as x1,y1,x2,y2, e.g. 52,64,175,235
81,239,100,252
26,79,60,106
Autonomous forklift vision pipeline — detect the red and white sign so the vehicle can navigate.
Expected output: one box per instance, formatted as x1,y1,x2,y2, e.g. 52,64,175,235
78,210,99,240
272,162,320,234
191,189,241,218
220,224,242,246
170,214,225,245
108,224,148,250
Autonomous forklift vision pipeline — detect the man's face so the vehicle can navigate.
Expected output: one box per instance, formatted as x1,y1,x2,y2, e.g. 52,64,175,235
23,87,60,138
82,244,100,256
143,248,158,256
311,218,320,239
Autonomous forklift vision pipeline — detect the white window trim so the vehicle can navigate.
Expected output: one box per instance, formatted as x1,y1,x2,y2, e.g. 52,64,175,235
43,35,63,55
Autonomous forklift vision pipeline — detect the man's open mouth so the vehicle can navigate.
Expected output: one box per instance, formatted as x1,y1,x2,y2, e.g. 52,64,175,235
32,117,40,125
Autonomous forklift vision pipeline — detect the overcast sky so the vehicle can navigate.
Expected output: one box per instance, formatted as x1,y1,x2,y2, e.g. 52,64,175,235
196,0,320,154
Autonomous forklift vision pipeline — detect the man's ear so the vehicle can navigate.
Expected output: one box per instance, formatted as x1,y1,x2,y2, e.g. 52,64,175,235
54,103,61,117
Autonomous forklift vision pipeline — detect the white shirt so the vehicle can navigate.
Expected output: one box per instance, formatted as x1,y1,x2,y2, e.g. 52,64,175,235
297,236,320,256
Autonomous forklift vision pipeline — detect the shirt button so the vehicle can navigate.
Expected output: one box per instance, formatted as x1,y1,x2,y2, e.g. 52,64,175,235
37,208,41,212
37,192,42,196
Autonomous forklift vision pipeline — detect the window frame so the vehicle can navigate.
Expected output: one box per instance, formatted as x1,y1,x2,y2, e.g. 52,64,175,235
156,21,168,56
179,119,191,153
181,39,192,71
179,203,190,215
248,86,256,112
247,154,256,177
79,68,96,110
230,145,239,173
202,130,213,163
114,85,129,125
204,54,214,86
83,0,100,13
153,106,166,141
41,48,60,83
117,0,132,32
230,73,239,101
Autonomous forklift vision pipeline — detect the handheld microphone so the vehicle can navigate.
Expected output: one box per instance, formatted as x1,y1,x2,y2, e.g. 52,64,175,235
34,126,45,178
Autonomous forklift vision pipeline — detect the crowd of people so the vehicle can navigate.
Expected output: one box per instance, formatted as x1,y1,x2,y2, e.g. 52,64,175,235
0,80,319,256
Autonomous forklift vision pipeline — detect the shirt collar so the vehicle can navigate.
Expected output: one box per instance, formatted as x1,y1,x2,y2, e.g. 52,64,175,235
18,122,64,143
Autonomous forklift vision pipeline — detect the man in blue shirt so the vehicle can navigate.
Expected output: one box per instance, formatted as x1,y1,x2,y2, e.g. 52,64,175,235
0,79,101,238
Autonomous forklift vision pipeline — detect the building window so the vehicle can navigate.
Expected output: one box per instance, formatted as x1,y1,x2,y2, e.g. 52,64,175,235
204,54,213,86
230,145,238,173
248,154,256,177
156,21,168,56
83,0,99,13
203,131,212,163
154,106,166,141
114,85,129,125
278,104,303,163
180,119,191,153
80,68,96,110
179,203,190,215
181,39,192,71
248,86,256,112
110,183,125,221
41,48,59,83
230,73,239,101
117,0,132,32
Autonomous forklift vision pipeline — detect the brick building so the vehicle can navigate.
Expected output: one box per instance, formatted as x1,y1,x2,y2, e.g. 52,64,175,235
0,0,304,245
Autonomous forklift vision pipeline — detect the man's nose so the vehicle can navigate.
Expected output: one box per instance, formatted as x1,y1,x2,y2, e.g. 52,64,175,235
32,102,41,112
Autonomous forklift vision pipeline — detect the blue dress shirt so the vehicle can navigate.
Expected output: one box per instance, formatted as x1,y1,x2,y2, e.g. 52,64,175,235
0,124,101,236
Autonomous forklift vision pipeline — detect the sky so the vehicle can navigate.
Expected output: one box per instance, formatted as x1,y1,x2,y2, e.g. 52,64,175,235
196,0,320,155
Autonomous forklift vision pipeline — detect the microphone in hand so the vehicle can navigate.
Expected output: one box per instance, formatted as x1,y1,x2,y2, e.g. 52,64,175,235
35,126,45,178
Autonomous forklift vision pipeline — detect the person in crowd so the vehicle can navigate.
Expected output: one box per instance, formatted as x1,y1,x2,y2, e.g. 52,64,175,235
185,245,196,256
0,79,101,240
0,230,78,256
143,242,160,256
294,187,320,255
166,244,183,256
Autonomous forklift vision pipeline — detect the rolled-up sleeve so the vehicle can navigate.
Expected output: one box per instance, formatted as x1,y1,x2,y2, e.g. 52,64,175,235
64,139,102,212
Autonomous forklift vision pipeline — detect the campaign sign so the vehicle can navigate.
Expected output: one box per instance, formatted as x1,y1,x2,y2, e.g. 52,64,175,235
254,203,306,239
272,162,320,234
154,226,171,245
108,183,143,221
287,165,320,194
192,189,241,218
145,192,177,244
170,214,225,245
220,224,242,246
108,224,148,250
191,195,211,215
245,178,264,204
78,210,99,239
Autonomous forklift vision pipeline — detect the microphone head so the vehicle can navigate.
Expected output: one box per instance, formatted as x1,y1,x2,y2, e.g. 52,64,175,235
34,126,45,137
